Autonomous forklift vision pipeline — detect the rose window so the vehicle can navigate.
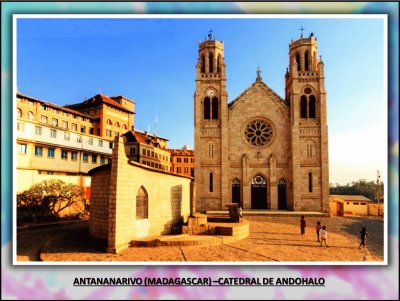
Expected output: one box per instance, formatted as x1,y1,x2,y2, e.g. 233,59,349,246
244,120,273,146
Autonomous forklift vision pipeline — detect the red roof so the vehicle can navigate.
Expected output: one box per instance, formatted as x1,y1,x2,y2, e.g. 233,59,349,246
123,130,169,147
111,95,135,104
17,92,93,119
66,94,134,114
168,149,194,156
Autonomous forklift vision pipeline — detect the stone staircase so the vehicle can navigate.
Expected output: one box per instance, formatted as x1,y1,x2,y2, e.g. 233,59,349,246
130,219,249,247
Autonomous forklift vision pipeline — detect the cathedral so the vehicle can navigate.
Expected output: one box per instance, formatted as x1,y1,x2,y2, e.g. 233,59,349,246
194,32,329,212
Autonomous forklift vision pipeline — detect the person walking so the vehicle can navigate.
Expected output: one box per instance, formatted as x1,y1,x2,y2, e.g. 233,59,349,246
358,227,369,248
316,221,322,242
300,215,306,235
320,225,329,247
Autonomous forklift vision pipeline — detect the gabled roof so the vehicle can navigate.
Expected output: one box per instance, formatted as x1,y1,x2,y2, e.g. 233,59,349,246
66,93,134,114
228,80,288,110
122,129,169,147
17,92,93,119
330,195,372,202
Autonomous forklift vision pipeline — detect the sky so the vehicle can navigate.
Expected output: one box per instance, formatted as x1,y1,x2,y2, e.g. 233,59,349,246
16,16,386,185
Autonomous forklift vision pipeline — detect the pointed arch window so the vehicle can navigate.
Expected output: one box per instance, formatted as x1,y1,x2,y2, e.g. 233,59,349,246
209,52,214,73
136,186,148,219
217,54,221,73
17,108,22,118
201,54,205,73
308,172,313,192
204,97,210,119
304,51,309,71
209,173,213,192
296,52,301,71
212,97,219,120
28,111,34,120
309,95,316,118
300,95,307,118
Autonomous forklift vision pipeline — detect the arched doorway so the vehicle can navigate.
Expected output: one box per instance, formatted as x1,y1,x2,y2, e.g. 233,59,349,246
278,179,287,210
251,175,267,209
231,179,241,206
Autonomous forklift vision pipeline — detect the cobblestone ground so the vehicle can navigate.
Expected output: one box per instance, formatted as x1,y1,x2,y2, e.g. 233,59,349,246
17,216,384,263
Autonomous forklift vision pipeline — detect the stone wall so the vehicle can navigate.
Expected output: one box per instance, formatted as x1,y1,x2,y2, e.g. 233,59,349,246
89,136,191,253
89,166,111,239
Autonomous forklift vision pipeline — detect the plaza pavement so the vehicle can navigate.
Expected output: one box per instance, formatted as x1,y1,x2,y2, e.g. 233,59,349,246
17,215,384,263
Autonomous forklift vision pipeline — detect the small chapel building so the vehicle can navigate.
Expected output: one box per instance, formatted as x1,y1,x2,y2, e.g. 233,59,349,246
194,32,329,212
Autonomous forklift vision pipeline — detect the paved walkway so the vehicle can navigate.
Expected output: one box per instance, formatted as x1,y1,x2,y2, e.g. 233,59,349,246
18,215,384,263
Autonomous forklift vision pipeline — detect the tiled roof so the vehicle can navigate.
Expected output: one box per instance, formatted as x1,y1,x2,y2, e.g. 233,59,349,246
123,129,169,147
168,149,194,156
330,195,372,202
110,95,135,104
66,94,134,114
17,92,92,119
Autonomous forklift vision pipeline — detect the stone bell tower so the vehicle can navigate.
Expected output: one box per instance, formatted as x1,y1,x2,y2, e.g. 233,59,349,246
285,31,330,212
194,31,229,210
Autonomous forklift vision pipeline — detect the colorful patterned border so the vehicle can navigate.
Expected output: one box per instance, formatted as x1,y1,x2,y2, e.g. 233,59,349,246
1,2,398,299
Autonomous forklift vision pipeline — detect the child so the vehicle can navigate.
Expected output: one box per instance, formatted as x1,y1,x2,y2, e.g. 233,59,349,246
320,225,329,247
300,215,306,235
316,221,322,242
358,227,369,248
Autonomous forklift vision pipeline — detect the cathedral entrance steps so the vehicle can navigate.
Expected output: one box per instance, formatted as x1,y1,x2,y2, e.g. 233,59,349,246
130,220,249,247
206,210,330,217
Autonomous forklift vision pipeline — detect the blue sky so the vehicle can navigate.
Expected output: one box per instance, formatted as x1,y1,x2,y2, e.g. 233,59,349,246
16,16,386,184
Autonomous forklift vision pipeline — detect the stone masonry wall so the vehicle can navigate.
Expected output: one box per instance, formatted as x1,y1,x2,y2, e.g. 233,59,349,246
89,136,191,253
227,83,291,209
89,167,111,239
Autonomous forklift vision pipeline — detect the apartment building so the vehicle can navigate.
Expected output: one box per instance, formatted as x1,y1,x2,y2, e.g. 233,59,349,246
123,129,172,172
65,93,135,139
15,92,134,194
168,145,194,177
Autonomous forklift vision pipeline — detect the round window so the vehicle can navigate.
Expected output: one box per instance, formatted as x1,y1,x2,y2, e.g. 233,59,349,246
244,119,273,147
304,87,312,94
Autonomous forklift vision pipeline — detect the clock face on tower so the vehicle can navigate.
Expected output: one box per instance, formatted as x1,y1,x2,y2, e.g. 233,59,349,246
207,89,215,97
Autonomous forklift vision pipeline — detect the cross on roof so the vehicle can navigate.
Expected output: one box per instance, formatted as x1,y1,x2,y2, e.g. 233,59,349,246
299,26,305,37
208,29,213,40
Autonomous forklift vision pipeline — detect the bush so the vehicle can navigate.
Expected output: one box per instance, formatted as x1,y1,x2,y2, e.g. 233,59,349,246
17,179,85,222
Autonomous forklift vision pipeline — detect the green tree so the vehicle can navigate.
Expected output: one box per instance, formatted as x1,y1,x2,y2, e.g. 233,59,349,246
329,179,384,201
17,179,85,219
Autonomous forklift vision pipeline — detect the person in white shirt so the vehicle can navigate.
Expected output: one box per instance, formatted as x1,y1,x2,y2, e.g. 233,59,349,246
320,225,329,247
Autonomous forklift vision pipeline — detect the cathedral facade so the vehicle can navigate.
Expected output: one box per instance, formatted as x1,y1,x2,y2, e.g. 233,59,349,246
194,33,329,212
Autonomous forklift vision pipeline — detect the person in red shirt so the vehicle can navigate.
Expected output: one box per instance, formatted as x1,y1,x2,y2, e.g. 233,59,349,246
316,221,322,242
